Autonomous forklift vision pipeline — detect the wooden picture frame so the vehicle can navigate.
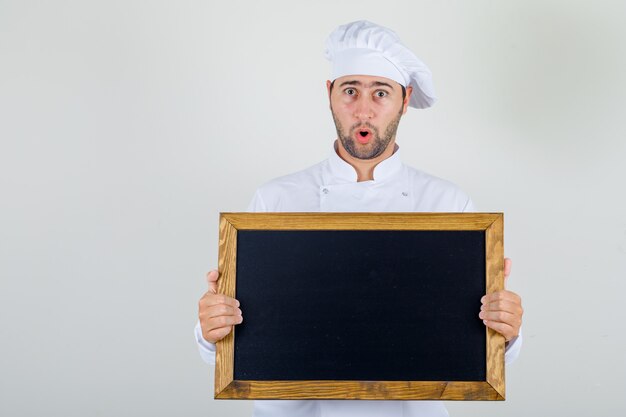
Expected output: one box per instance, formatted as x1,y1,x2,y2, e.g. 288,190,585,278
215,212,505,401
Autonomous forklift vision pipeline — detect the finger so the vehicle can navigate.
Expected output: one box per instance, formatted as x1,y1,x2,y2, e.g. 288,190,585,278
503,258,512,289
206,270,219,293
504,258,512,279
481,290,521,305
205,314,243,331
479,310,520,327
201,304,242,319
199,293,240,309
481,299,523,316
483,320,517,342
205,326,234,344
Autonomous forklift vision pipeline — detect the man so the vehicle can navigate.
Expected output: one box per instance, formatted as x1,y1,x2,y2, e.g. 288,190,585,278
196,20,523,417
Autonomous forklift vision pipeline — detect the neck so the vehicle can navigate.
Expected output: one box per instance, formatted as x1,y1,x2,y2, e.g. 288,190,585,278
335,140,396,182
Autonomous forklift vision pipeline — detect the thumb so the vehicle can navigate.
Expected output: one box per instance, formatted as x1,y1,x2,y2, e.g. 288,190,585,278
503,258,512,288
206,270,219,294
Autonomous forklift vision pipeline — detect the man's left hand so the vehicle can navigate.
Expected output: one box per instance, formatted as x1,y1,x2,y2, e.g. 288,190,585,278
479,258,523,342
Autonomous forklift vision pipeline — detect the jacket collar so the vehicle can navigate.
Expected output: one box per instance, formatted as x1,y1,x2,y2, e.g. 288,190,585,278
327,140,403,183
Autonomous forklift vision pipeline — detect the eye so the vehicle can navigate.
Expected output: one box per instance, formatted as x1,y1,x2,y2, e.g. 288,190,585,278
344,88,357,96
375,90,388,98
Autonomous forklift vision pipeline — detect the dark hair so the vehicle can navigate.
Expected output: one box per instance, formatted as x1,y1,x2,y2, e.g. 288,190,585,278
329,80,407,101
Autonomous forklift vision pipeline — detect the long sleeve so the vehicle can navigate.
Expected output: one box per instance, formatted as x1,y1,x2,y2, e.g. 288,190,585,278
195,321,216,365
504,329,522,364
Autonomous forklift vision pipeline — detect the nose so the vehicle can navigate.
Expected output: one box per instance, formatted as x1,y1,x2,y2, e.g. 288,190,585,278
353,97,374,120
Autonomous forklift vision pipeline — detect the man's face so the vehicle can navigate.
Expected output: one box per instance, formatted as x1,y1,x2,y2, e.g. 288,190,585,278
327,75,411,160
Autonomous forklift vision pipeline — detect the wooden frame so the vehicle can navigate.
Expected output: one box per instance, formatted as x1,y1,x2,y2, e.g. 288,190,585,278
215,213,505,400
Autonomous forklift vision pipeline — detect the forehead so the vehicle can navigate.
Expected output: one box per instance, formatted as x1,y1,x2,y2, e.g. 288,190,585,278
333,74,402,90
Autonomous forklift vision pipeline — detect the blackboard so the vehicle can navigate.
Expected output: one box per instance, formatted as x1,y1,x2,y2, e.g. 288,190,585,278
214,213,505,400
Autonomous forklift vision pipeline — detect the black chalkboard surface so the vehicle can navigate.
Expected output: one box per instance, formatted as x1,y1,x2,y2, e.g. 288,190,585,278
235,230,486,382
214,213,505,401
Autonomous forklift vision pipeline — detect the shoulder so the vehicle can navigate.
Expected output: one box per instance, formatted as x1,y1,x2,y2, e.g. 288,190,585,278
247,160,327,212
402,164,474,212
259,160,325,194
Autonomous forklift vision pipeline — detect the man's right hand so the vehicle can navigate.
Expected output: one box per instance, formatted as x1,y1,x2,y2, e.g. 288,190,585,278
198,270,243,344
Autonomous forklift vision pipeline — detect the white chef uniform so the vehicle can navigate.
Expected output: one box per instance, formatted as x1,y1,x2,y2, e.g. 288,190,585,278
195,143,522,417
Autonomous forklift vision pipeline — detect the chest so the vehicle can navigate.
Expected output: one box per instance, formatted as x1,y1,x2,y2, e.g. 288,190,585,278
319,181,413,212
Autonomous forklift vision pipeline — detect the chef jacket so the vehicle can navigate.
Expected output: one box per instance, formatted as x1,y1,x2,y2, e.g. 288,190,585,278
195,143,522,417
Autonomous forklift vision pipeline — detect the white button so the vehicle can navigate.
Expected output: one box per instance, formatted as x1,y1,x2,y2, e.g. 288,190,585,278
322,188,329,194
402,192,408,197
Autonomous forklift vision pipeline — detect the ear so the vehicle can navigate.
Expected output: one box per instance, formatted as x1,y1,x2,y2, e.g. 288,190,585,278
326,80,333,110
402,86,413,115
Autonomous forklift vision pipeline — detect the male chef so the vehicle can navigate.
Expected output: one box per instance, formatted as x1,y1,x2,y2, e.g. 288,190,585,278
196,20,523,417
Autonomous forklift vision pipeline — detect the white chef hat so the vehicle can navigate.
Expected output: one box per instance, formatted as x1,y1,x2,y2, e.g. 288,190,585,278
324,20,436,109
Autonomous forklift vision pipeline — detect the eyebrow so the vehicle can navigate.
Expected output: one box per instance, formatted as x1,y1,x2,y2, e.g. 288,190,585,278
338,80,395,90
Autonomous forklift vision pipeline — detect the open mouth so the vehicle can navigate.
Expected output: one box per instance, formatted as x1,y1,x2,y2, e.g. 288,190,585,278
356,129,371,144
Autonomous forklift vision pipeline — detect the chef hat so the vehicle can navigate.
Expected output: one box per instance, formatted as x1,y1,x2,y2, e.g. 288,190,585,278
324,20,436,109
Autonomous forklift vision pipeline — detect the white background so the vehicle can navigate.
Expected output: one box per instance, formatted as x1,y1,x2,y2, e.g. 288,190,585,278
1,1,625,416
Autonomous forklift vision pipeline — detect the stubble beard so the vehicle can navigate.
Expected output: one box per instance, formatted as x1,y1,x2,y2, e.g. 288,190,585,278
331,107,404,160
